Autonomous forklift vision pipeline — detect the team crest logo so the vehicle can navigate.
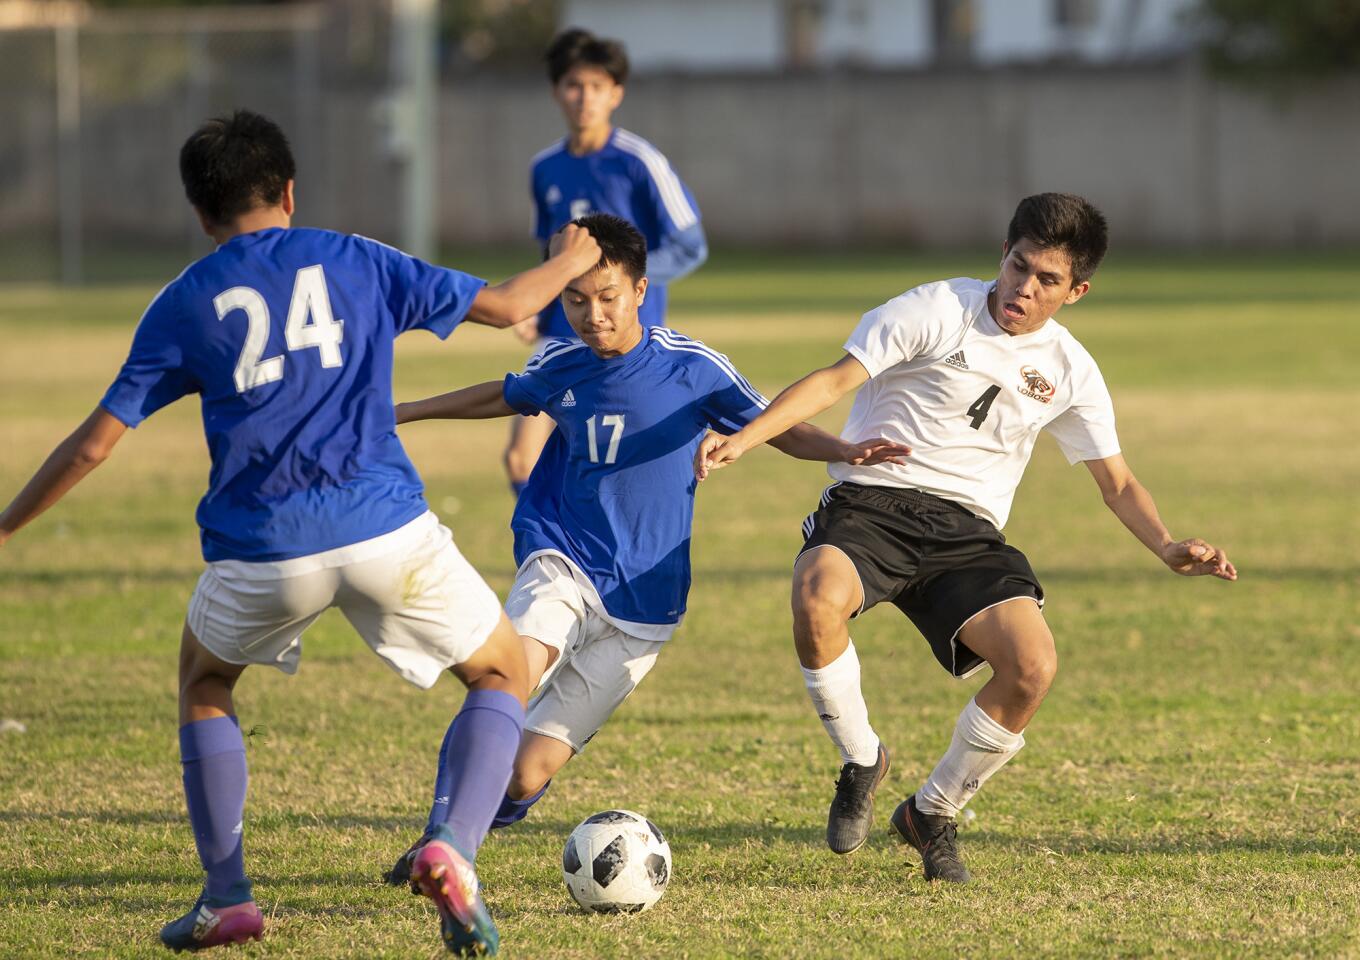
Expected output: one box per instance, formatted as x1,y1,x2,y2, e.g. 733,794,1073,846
1017,366,1055,403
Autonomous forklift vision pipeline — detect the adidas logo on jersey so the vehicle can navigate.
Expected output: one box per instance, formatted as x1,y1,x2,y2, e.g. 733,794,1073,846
560,389,577,407
945,351,969,370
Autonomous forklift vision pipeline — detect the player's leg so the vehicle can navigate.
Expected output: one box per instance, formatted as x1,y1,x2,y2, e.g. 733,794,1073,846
407,616,526,958
404,556,580,857
502,412,555,495
892,598,1052,884
791,545,890,854
338,518,526,955
493,620,663,829
161,562,332,950
159,623,263,950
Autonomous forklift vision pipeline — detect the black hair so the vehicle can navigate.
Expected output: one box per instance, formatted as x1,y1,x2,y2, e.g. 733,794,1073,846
573,213,646,282
545,28,629,85
1006,193,1109,285
179,110,296,226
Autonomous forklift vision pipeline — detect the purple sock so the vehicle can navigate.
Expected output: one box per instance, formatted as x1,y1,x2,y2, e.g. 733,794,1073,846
433,689,524,857
424,719,459,835
490,781,550,830
179,716,249,900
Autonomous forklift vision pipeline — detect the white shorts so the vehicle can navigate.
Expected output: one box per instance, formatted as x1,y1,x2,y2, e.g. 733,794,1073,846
187,512,502,689
506,555,663,753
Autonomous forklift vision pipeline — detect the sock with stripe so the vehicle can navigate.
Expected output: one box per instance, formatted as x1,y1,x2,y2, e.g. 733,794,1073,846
916,697,1025,817
433,689,525,857
179,716,251,903
801,640,880,766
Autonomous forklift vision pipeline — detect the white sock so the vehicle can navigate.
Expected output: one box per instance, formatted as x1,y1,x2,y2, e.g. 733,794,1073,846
916,697,1025,817
801,641,880,766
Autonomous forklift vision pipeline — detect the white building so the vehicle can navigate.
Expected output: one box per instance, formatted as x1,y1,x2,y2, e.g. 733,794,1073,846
561,0,1198,71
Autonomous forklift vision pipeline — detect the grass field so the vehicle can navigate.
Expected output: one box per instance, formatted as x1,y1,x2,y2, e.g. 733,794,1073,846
1,251,1357,958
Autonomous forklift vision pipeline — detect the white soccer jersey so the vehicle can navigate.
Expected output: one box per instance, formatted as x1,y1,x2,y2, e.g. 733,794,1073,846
829,277,1120,529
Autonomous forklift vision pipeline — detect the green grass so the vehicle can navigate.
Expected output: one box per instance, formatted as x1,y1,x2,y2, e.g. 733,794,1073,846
1,252,1358,958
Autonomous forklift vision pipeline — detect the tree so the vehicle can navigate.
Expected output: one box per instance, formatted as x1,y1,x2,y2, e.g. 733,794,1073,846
1196,0,1360,79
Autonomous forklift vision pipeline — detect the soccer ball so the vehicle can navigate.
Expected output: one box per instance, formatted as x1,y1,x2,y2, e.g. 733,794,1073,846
562,809,671,913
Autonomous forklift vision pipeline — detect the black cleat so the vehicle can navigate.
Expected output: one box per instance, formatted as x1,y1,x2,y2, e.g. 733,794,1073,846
826,743,891,854
890,794,971,883
384,833,431,891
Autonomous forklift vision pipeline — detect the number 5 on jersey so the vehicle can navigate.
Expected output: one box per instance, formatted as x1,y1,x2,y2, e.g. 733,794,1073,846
587,414,625,464
215,264,345,393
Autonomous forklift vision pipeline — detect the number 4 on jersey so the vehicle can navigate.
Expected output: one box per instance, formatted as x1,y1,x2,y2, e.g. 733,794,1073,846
966,385,1001,429
215,264,345,393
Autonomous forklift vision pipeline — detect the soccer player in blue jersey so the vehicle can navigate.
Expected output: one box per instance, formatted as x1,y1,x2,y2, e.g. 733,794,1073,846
384,215,907,878
0,111,601,956
503,28,709,495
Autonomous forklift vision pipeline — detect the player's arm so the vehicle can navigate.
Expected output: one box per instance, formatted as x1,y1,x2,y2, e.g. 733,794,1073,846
465,224,601,328
696,354,870,479
0,408,127,548
646,223,708,285
766,423,910,468
396,381,515,424
1084,454,1236,581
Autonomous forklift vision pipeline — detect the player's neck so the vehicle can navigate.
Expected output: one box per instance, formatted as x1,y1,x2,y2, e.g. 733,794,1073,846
568,123,613,156
591,324,644,360
207,207,292,246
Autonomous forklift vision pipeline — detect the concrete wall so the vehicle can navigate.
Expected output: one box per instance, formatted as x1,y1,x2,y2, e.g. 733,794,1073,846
441,64,1360,248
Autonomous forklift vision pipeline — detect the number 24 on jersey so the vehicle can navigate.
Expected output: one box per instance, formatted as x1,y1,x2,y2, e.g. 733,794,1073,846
215,264,345,393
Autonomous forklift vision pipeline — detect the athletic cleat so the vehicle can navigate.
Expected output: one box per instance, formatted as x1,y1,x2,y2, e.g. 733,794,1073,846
890,794,972,883
159,894,264,952
412,832,499,956
826,743,891,854
384,832,431,890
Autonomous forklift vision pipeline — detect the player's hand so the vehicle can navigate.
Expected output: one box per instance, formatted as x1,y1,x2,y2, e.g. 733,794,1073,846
510,316,539,345
841,437,911,467
1161,538,1237,581
549,223,601,273
694,433,749,481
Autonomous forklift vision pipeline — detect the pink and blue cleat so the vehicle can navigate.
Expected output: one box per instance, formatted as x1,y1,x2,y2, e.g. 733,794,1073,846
159,891,263,952
411,827,499,956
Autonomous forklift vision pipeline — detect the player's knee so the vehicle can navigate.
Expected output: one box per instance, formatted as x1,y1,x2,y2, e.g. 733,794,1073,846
791,570,856,632
1012,647,1058,704
508,763,552,800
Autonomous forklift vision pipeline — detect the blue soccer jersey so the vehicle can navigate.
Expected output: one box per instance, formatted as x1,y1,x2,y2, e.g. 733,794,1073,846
100,227,485,563
502,327,766,626
530,128,702,338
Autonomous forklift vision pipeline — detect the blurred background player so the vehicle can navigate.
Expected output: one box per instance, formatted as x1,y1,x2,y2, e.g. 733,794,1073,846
697,193,1237,883
385,215,905,883
0,110,601,956
502,28,709,496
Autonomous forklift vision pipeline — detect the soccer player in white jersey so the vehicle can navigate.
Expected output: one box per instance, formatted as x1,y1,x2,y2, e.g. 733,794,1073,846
697,193,1237,882
503,28,708,497
382,215,906,885
0,111,600,954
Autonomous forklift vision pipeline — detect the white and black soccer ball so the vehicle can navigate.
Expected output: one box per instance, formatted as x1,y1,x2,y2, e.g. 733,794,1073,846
562,809,671,913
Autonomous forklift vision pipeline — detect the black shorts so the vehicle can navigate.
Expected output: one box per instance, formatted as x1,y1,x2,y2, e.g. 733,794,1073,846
798,482,1044,678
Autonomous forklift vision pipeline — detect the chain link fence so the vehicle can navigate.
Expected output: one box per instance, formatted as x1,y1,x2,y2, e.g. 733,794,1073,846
0,4,423,284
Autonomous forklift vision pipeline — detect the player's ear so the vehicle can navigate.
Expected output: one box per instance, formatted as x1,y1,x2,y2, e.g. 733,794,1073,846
608,83,625,111
999,239,1010,268
281,180,296,217
1065,279,1090,304
634,275,648,305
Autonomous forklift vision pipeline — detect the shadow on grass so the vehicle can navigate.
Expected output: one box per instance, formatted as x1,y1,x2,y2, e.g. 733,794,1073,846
945,828,1355,859
689,565,1359,586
